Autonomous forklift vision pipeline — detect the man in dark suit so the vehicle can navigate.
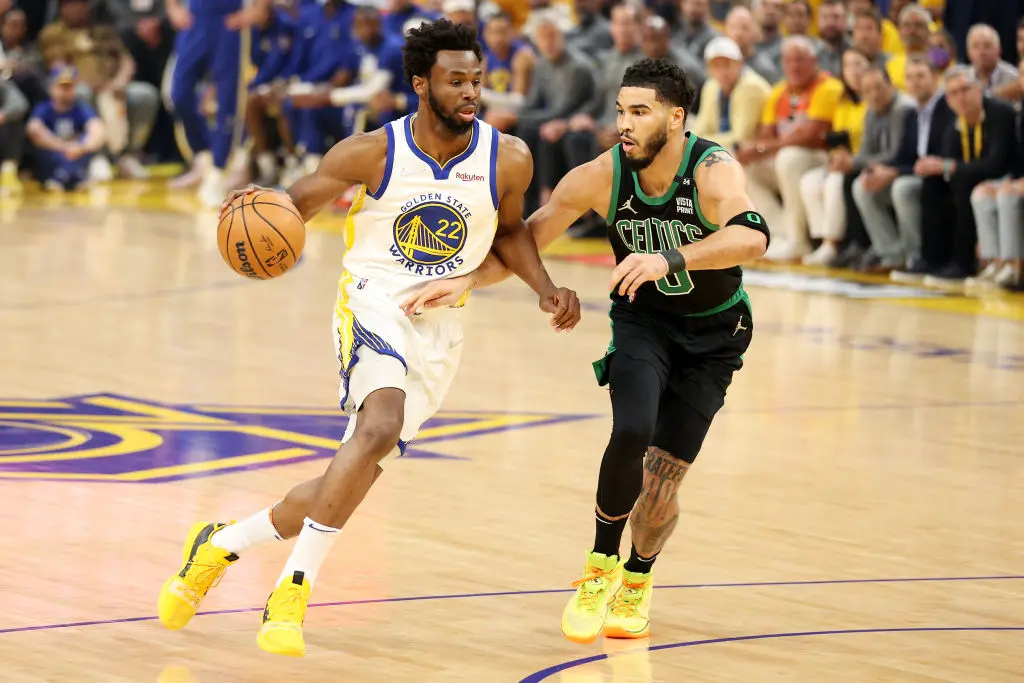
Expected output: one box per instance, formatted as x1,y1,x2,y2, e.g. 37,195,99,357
916,64,1017,284
854,55,956,276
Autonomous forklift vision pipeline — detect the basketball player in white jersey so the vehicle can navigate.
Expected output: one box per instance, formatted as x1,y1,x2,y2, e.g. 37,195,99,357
156,19,580,657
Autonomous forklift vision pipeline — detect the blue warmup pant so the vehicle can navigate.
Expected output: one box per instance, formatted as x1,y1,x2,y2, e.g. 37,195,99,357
289,103,351,156
170,16,244,169
34,150,93,189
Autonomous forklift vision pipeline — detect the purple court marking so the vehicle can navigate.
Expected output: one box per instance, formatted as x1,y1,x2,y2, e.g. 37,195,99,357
1,574,1021,637
519,626,1024,682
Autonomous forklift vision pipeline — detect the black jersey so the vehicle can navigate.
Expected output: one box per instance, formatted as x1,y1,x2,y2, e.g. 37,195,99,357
604,132,744,316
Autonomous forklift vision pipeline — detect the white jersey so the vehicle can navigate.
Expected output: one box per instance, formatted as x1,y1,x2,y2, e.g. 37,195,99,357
341,115,501,302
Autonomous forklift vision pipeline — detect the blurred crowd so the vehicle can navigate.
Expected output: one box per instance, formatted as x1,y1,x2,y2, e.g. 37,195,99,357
2,0,1023,290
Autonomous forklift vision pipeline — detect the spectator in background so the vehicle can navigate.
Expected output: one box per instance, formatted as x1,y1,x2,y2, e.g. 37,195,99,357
851,10,889,68
723,6,779,84
816,0,851,78
917,65,1016,285
861,56,954,279
17,0,58,42
0,8,46,107
969,57,1024,289
884,3,931,91
752,0,783,55
928,28,956,75
480,11,535,133
799,47,870,265
847,0,904,56
642,15,706,86
106,0,173,91
673,0,719,64
690,36,771,152
737,36,844,260
443,0,476,30
966,24,1018,100
384,0,439,39
843,64,915,273
0,64,27,196
26,65,105,191
517,12,595,213
565,0,612,56
568,3,642,156
38,0,160,180
781,1,817,45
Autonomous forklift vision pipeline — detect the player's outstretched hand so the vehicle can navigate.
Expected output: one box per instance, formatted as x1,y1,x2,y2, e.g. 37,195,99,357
400,276,473,316
539,286,581,332
610,253,669,298
218,184,272,222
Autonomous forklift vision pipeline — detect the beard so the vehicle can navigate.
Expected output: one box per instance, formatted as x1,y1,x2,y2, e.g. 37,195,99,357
621,126,669,171
427,85,474,135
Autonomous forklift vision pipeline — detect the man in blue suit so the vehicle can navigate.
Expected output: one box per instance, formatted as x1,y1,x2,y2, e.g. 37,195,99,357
166,0,271,205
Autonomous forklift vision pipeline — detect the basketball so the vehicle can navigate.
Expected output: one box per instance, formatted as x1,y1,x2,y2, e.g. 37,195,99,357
217,190,306,280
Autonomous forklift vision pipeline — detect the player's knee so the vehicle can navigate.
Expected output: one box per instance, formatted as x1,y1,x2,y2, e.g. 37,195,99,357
607,420,655,464
354,412,404,463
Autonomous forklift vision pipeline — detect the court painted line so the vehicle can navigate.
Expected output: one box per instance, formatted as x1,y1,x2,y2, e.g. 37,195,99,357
0,574,1021,636
519,626,1024,682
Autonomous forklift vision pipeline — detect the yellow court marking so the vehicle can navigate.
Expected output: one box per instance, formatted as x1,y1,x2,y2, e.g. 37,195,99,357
0,401,73,409
113,447,317,481
83,396,230,424
0,423,163,463
0,422,90,455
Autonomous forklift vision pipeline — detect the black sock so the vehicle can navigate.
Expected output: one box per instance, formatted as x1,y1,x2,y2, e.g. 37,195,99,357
623,544,658,574
592,510,627,558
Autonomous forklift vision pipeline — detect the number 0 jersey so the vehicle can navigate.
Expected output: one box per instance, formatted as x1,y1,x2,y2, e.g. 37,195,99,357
605,132,745,316
342,115,501,303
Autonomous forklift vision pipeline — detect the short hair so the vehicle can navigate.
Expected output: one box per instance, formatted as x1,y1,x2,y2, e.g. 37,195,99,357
854,9,883,30
782,34,817,57
897,3,931,24
819,0,845,9
967,23,1000,47
944,63,980,86
486,11,512,25
906,53,940,73
620,58,697,110
402,18,483,85
861,63,892,84
787,0,812,15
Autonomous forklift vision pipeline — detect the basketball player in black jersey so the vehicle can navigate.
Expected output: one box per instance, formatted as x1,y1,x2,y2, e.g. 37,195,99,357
404,58,770,643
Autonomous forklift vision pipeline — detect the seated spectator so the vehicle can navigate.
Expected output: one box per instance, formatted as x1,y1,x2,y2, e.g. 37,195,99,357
37,0,159,179
673,0,720,65
838,65,916,272
857,56,954,279
751,0,783,56
105,0,173,92
567,3,642,156
723,6,779,84
917,65,1016,285
383,0,440,40
565,0,612,57
1,8,47,107
516,13,595,214
928,28,956,75
966,24,1018,101
737,36,844,260
0,69,28,196
969,57,1024,289
851,10,889,68
816,0,851,78
848,0,904,56
799,47,870,265
642,15,706,87
689,37,771,152
884,3,931,91
990,19,1023,104
443,0,476,30
25,65,105,192
480,11,536,133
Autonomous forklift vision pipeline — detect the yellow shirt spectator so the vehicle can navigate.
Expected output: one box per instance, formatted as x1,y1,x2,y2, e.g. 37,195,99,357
881,18,903,55
761,73,845,137
831,96,868,153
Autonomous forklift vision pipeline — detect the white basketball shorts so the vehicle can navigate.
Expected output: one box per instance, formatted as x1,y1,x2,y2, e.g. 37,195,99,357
332,271,464,461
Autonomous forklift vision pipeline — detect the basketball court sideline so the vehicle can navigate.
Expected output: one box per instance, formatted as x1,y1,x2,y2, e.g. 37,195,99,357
0,187,1021,682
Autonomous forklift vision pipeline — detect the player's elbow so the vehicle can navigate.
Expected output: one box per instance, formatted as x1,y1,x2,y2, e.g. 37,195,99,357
745,228,769,259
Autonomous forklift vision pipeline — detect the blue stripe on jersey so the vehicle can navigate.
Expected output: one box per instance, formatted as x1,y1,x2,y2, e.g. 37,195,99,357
369,123,395,199
338,318,407,409
404,116,481,180
489,126,499,209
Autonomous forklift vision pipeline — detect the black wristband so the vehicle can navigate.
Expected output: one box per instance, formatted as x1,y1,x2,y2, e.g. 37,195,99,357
659,248,686,274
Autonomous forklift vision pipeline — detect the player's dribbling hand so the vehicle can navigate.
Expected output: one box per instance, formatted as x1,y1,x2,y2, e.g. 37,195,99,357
400,276,473,316
539,286,581,332
610,253,669,298
218,184,272,221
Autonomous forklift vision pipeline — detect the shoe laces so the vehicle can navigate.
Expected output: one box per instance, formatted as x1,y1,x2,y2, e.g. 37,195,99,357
610,580,646,618
180,562,228,605
571,566,614,610
269,584,307,623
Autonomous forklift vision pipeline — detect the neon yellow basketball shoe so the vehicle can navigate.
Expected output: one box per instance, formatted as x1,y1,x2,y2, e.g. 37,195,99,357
560,552,623,643
157,521,238,630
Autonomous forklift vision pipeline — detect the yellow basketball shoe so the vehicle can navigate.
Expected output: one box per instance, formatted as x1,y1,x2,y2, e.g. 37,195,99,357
158,521,238,630
256,571,312,657
561,552,623,644
603,569,654,639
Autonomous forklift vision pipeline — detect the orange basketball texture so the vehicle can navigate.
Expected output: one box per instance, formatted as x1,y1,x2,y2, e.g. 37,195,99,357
217,191,306,279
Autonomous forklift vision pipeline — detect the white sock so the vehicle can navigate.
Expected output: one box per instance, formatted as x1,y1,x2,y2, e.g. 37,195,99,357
276,517,339,588
210,507,282,555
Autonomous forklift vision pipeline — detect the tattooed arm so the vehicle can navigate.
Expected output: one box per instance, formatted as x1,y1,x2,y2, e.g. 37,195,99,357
629,447,690,558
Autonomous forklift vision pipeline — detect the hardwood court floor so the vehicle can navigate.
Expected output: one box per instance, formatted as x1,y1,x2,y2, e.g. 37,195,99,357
0,184,1022,682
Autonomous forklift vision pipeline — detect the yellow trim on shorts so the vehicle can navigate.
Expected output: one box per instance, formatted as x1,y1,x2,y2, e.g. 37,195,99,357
335,272,356,370
344,185,367,248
